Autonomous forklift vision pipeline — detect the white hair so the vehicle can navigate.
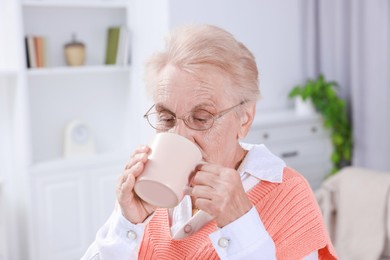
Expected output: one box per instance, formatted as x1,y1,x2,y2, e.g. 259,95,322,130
144,24,260,103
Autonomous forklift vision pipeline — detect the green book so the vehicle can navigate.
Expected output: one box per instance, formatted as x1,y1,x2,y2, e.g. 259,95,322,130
105,27,120,65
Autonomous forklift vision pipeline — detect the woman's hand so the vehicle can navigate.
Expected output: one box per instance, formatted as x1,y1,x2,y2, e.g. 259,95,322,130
116,145,156,224
190,163,253,227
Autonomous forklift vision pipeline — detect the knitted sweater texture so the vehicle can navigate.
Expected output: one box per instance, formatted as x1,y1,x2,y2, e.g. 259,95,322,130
138,167,337,259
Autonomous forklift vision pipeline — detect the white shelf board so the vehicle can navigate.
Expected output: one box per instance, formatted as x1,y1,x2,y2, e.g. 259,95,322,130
30,149,128,175
27,65,130,77
22,0,128,8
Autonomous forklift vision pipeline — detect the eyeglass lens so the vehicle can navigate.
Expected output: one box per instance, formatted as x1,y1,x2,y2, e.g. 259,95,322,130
147,109,215,131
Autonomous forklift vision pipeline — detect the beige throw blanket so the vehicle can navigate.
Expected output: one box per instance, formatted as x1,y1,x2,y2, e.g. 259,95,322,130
316,167,390,260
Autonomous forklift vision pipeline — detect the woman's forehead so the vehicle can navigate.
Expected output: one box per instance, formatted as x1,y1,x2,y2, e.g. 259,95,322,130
154,83,219,111
153,65,229,107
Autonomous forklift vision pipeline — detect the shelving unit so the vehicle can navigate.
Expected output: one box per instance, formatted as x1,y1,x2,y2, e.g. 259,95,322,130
22,2,129,67
28,68,130,163
16,1,133,259
21,0,131,166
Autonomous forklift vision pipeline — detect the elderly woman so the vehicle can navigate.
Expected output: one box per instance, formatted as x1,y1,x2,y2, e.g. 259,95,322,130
82,25,337,260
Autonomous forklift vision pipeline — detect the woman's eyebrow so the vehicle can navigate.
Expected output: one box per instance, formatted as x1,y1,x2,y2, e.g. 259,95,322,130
192,103,216,111
155,103,174,113
154,102,217,113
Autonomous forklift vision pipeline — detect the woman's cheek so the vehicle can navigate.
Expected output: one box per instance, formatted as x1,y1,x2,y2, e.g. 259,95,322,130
199,126,225,163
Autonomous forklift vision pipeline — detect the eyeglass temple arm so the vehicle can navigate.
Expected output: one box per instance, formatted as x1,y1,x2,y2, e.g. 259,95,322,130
143,104,156,117
214,100,246,119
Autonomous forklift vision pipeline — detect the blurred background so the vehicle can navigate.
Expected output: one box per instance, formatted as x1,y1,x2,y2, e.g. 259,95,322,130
0,0,389,259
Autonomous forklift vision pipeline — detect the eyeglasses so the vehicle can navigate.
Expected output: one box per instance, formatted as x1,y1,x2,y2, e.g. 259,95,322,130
143,101,245,131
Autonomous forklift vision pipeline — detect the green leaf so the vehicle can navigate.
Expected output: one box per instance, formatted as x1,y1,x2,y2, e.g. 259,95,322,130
288,74,353,175
324,119,333,129
343,147,352,161
331,152,340,164
288,86,301,98
302,86,312,99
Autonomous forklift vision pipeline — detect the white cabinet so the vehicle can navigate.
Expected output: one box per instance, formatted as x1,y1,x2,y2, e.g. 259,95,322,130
29,157,124,260
21,2,133,259
30,168,88,260
244,110,332,190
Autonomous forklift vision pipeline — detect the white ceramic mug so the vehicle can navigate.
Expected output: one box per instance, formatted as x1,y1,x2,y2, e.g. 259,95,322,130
134,133,202,208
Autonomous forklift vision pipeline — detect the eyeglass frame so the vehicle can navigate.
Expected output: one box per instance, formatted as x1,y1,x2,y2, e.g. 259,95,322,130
143,100,246,131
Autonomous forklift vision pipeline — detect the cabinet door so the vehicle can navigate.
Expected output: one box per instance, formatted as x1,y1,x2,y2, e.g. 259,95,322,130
86,164,122,244
30,170,89,260
30,161,123,260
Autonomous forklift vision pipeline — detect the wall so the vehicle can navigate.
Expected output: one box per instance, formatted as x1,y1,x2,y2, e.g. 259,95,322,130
168,0,305,112
126,0,170,148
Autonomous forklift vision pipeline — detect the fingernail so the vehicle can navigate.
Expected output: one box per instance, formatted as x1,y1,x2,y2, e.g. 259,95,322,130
196,161,207,169
183,186,193,195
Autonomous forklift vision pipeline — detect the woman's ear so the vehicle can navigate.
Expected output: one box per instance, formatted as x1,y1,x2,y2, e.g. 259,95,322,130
238,103,256,140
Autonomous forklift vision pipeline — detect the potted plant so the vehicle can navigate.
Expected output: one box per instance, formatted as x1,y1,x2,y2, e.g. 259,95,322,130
288,74,353,175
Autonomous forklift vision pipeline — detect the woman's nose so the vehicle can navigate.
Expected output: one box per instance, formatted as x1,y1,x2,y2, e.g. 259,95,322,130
168,119,194,141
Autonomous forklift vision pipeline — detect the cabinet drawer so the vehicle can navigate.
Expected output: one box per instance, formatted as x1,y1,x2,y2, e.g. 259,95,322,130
266,138,332,163
245,120,328,144
266,140,332,190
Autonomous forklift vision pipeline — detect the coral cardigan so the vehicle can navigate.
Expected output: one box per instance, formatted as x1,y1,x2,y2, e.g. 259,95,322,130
138,167,337,259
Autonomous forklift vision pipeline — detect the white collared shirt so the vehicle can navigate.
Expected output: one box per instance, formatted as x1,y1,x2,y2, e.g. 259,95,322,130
169,143,285,240
81,144,318,260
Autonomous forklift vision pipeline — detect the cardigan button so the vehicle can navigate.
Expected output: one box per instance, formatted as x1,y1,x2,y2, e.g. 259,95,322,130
184,224,192,233
218,237,229,248
127,230,137,240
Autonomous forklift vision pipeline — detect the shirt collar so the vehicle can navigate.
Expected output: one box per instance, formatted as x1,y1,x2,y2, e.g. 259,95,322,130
238,143,285,183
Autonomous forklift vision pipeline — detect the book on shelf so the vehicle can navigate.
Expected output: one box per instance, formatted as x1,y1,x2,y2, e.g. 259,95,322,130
24,37,32,68
105,26,130,66
25,35,47,69
25,36,36,68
